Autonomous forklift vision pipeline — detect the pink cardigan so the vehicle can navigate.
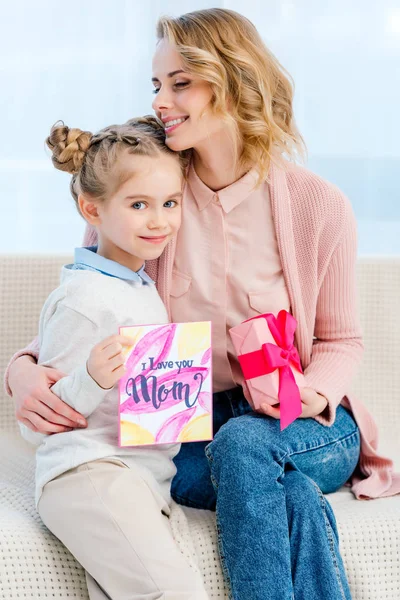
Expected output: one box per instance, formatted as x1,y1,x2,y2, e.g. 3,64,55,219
6,161,400,499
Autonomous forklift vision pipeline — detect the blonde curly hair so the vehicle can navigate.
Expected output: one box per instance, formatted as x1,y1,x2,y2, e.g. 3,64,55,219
157,8,305,183
46,116,184,208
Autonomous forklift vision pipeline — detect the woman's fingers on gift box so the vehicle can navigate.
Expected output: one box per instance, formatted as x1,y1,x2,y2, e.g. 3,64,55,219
257,388,328,421
299,387,328,418
260,403,281,419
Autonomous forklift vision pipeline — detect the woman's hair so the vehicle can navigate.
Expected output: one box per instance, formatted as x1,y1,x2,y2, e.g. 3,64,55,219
46,116,184,207
157,8,306,182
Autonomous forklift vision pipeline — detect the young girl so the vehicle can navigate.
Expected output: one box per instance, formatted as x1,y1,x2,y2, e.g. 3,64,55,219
8,8,400,600
21,116,209,600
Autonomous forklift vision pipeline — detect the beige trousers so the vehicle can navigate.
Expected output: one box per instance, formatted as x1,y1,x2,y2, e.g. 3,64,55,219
38,458,209,600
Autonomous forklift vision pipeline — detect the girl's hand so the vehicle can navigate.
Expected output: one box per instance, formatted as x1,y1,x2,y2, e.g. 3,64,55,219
259,387,328,419
87,334,132,390
11,355,87,433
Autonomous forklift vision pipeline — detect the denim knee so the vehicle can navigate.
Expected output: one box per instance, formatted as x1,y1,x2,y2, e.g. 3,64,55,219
206,413,285,471
208,414,258,456
284,469,319,511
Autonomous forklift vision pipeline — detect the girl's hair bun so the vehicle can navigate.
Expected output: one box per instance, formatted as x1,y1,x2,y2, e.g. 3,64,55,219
46,121,92,174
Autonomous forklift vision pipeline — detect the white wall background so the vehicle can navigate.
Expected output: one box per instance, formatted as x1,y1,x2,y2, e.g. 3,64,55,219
1,0,399,254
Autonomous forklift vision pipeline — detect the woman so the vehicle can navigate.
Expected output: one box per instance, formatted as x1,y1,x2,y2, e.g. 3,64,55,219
6,8,400,600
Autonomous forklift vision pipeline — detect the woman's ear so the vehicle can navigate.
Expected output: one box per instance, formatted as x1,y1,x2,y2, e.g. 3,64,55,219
78,194,101,226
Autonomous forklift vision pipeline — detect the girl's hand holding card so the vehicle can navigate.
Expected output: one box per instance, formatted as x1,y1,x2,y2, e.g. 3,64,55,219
87,334,132,390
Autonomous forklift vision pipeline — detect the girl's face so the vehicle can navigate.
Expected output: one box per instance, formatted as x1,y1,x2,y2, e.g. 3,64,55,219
94,153,182,271
152,40,227,152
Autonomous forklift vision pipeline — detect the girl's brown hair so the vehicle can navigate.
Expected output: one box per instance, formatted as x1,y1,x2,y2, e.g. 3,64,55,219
46,116,184,207
157,8,305,182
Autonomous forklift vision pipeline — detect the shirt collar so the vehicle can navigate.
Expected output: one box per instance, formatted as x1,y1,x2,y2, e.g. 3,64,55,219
187,161,259,213
73,246,154,284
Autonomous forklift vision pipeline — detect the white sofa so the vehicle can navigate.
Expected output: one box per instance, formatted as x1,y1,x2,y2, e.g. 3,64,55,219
0,255,399,599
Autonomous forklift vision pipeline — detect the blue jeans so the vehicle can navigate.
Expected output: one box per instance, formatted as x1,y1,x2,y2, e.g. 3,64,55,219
171,386,360,600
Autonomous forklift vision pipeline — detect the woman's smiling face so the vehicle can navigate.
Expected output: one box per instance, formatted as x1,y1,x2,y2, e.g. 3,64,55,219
152,40,226,152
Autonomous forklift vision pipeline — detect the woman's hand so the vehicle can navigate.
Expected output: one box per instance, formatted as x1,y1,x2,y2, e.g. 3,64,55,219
259,387,328,419
10,355,87,433
87,334,132,390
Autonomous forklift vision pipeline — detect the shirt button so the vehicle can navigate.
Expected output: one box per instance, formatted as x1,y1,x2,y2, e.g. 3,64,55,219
214,194,220,205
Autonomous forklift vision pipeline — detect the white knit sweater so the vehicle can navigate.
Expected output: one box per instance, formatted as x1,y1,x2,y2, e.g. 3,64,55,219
19,266,179,506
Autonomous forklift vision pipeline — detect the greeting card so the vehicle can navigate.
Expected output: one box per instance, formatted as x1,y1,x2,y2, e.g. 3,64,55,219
119,322,213,446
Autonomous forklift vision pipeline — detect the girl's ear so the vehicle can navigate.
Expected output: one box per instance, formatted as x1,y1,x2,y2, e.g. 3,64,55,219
78,194,102,226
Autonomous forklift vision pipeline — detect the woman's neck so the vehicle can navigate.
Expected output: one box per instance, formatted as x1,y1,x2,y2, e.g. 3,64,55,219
192,133,248,191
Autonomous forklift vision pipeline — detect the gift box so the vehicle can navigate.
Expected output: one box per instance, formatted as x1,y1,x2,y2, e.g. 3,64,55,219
229,310,304,430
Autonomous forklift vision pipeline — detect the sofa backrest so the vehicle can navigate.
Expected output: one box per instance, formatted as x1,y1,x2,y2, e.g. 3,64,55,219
0,255,71,433
0,255,399,464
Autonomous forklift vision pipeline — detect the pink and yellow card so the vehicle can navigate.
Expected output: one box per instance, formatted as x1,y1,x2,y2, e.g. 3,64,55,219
118,322,213,447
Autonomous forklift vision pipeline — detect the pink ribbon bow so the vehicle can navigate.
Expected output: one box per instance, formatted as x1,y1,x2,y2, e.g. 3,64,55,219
238,310,303,429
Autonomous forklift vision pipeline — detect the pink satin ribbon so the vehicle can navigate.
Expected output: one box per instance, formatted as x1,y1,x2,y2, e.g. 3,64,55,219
238,311,303,429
